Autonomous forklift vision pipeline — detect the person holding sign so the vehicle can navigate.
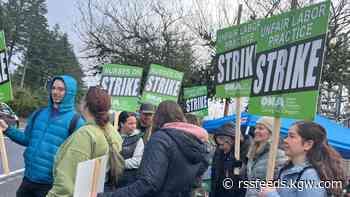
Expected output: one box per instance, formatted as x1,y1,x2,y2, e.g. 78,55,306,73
245,117,287,197
210,121,251,197
0,75,84,197
47,87,124,197
117,111,144,187
260,122,346,197
97,100,209,197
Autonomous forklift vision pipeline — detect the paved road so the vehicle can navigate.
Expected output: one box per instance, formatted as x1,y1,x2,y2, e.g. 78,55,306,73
0,169,24,197
0,133,25,197
0,137,25,174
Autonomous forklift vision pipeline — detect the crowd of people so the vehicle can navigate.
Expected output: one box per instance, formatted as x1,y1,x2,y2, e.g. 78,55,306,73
0,75,349,197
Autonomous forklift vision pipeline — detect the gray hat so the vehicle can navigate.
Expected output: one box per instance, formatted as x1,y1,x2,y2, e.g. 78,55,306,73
256,116,274,133
213,121,243,141
139,103,155,114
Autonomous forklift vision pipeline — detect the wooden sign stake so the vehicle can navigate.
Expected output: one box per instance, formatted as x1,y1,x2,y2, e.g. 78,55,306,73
90,159,102,197
234,97,241,175
266,117,281,180
0,128,10,175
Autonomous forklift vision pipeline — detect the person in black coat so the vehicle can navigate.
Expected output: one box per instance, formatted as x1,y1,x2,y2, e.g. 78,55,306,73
98,100,210,197
210,121,251,197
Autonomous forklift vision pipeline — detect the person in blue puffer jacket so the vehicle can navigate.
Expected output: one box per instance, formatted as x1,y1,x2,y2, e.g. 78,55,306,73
0,75,85,197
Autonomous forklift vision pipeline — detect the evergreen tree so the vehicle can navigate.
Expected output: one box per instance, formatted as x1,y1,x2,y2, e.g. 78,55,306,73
5,0,83,89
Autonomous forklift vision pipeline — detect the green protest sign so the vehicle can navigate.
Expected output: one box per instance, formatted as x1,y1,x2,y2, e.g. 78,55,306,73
215,20,260,98
248,1,330,120
100,64,143,112
141,64,184,106
0,31,12,102
183,86,208,117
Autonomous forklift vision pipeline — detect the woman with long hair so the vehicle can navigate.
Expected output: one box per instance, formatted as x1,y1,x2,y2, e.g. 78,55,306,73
260,121,346,197
47,87,124,197
98,100,209,197
245,117,287,196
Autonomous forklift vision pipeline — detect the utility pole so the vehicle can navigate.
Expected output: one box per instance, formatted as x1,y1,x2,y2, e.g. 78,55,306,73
335,84,343,121
20,62,27,88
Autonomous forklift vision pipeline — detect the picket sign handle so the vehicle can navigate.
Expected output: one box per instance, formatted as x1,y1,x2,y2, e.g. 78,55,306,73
0,128,10,175
234,97,241,175
266,117,281,180
113,111,121,131
222,3,243,176
90,158,102,197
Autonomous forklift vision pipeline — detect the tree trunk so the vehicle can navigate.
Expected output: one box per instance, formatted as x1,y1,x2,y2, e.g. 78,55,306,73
20,63,27,88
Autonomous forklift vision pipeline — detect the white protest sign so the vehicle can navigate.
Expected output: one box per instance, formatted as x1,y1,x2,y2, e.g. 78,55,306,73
74,155,108,197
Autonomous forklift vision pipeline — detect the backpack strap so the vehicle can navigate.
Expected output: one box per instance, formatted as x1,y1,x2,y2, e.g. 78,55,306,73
26,108,44,140
101,129,125,189
277,164,314,182
68,113,81,136
30,108,45,131
277,163,293,180
296,166,314,182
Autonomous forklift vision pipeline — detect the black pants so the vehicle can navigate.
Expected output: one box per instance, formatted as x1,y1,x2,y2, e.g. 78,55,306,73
16,177,52,197
117,169,138,188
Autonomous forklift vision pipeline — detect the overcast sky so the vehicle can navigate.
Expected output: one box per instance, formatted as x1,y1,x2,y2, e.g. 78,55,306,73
46,0,101,86
47,0,82,56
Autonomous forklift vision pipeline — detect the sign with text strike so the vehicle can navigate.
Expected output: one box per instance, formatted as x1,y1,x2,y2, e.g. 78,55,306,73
0,31,12,102
216,19,259,98
183,86,208,117
216,1,330,120
100,64,143,112
141,64,184,106
249,1,330,120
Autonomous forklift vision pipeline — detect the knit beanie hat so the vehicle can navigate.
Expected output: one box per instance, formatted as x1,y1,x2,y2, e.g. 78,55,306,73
256,116,274,133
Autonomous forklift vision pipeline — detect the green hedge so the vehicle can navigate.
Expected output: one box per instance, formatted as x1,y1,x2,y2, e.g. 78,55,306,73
8,87,48,117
